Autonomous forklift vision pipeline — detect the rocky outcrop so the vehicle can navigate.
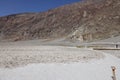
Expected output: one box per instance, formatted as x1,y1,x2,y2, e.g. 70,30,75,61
0,0,120,42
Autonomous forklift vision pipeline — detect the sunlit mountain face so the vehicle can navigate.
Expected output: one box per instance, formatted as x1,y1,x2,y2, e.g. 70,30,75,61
0,0,120,42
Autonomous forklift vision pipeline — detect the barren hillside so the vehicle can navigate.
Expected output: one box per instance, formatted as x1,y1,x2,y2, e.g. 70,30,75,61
0,0,120,42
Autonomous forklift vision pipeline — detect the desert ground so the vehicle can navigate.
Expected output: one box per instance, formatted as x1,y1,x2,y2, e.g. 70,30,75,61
0,46,104,68
0,38,120,80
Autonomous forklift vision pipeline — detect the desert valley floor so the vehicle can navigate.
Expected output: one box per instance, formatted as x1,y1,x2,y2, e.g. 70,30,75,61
0,40,120,80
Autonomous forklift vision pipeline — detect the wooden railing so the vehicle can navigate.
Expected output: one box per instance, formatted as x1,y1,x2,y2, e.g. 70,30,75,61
111,66,116,80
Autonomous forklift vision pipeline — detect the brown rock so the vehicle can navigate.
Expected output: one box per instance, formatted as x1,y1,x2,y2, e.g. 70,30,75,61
0,0,120,42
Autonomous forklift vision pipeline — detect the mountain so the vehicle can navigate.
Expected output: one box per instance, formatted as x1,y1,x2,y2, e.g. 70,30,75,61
0,0,120,42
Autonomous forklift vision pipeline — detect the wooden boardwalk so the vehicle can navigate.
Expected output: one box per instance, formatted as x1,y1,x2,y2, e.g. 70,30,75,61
93,48,120,50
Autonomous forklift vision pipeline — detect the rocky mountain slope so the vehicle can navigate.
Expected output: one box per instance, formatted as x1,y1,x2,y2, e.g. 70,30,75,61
0,0,120,42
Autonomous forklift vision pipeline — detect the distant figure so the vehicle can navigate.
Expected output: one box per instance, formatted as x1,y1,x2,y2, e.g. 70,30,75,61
115,44,118,48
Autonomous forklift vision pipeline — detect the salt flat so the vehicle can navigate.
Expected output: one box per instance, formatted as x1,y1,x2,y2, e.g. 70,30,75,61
100,50,120,58
0,46,104,68
0,39,120,80
0,52,119,80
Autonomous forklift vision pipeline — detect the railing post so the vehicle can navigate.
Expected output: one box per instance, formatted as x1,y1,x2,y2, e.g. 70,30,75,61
111,66,116,80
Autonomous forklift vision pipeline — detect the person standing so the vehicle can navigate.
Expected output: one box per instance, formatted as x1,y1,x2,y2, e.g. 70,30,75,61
115,44,118,48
